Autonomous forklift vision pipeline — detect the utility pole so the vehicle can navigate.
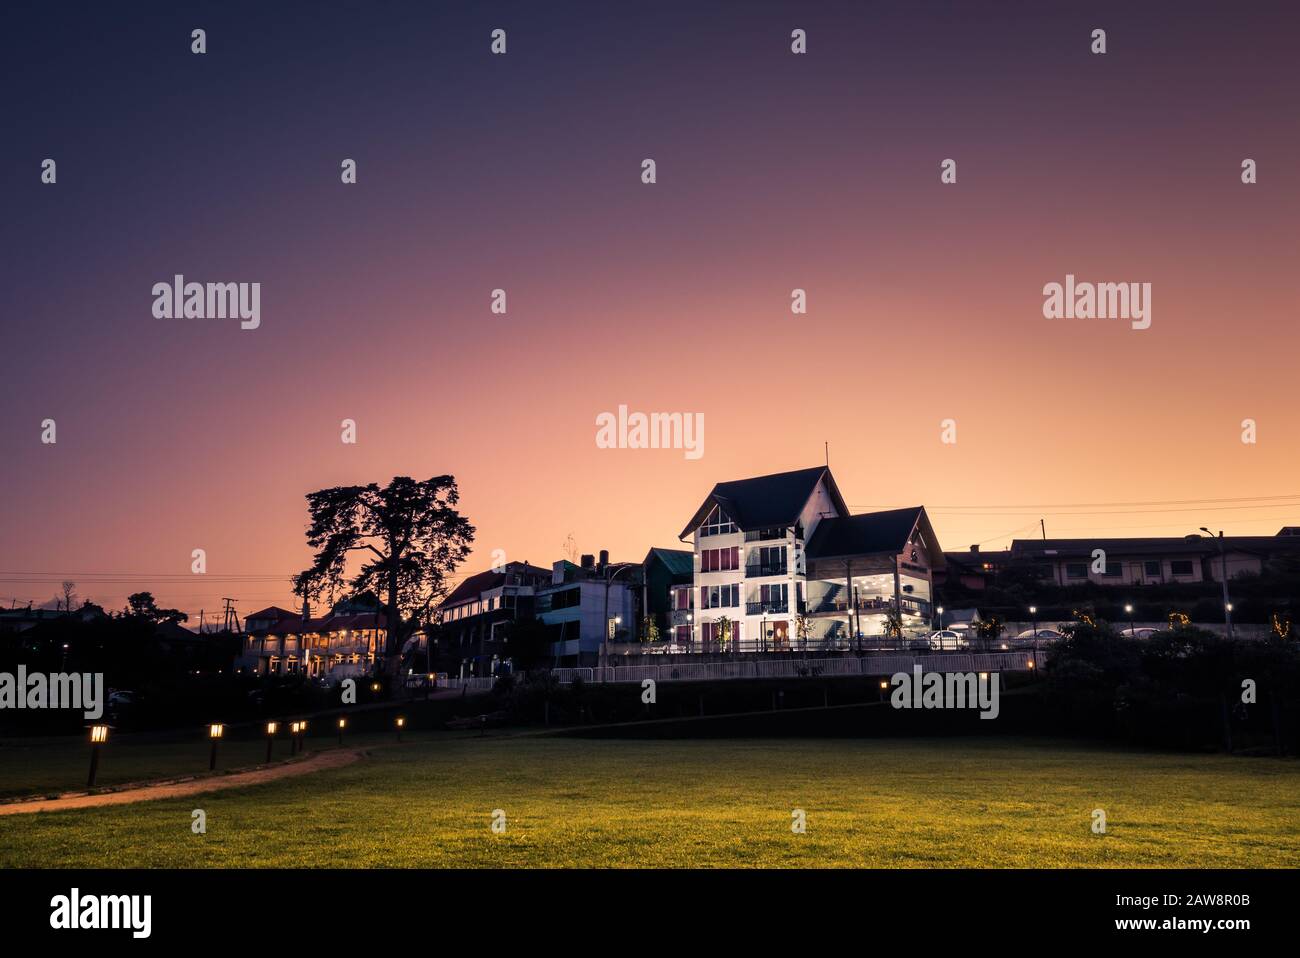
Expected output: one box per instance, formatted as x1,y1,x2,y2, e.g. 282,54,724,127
1040,518,1046,540
221,597,238,632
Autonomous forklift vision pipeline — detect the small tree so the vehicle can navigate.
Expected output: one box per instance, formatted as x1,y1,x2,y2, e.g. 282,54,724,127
976,615,1004,651
715,615,733,653
795,614,811,653
641,615,660,649
882,609,904,643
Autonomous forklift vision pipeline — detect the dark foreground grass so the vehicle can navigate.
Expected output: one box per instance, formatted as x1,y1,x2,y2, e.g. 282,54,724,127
0,731,401,799
1,735,1296,867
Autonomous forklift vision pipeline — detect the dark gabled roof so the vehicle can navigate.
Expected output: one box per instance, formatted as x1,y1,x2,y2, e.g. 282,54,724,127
245,606,298,622
441,563,551,607
678,466,847,539
644,547,694,577
805,507,926,559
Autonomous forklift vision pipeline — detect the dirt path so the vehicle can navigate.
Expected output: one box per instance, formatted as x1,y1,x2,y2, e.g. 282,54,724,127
0,748,368,816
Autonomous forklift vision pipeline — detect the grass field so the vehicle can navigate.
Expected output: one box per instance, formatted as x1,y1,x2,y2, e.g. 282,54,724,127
2,734,1297,867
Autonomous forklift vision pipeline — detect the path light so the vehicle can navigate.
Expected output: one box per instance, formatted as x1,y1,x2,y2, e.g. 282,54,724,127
265,721,278,763
208,724,224,771
337,716,347,745
395,716,405,742
87,725,109,788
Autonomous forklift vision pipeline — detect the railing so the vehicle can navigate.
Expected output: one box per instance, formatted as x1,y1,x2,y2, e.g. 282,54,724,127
745,601,789,616
438,650,1048,691
542,652,1045,685
744,563,788,578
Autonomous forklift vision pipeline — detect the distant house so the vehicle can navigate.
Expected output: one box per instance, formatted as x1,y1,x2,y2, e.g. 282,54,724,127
240,601,386,678
939,607,982,635
1009,533,1300,587
0,603,108,634
432,561,551,677
642,547,694,645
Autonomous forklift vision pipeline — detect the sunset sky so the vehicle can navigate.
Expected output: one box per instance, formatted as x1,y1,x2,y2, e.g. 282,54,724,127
3,1,1298,620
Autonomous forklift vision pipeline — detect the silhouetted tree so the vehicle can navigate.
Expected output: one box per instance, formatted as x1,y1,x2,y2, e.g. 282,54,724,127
124,591,188,625
293,475,475,675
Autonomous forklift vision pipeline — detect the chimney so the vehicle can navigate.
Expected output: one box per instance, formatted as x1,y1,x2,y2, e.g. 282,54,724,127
969,545,980,554
580,553,595,570
599,549,610,570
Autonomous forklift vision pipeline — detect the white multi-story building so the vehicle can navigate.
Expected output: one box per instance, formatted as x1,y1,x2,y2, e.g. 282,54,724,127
678,466,943,652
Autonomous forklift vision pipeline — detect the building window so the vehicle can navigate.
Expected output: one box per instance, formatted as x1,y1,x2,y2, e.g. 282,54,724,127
1102,560,1123,577
700,505,737,537
1066,562,1087,579
701,547,739,572
1144,560,1161,577
700,584,739,609
1170,560,1194,576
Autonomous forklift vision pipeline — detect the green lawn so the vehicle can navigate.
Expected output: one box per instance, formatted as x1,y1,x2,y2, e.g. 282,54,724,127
2,735,1297,867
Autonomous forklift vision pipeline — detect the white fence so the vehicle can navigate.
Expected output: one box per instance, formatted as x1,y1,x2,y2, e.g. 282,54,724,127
438,651,1045,690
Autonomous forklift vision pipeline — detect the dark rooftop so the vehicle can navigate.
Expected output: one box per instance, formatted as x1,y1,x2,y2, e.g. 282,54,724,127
679,466,847,538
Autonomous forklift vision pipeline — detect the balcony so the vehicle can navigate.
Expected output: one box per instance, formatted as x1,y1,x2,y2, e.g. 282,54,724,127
745,562,788,578
806,596,930,618
746,601,789,615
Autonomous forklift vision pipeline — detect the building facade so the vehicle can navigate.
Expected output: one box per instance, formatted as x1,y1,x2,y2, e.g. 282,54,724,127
677,466,943,652
241,601,387,679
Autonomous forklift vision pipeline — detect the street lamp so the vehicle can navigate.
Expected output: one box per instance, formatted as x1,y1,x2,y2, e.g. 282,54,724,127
936,606,944,630
1028,606,1038,670
208,724,224,770
265,721,278,763
1124,604,1134,638
600,563,636,670
87,725,109,787
1199,528,1235,639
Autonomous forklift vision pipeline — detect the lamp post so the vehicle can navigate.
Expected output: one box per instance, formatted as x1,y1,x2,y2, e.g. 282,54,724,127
600,563,636,670
1028,606,1038,669
395,716,405,742
208,724,224,770
1199,528,1235,639
299,720,308,753
936,606,944,631
265,721,278,763
337,717,347,745
87,725,108,787
1124,604,1135,638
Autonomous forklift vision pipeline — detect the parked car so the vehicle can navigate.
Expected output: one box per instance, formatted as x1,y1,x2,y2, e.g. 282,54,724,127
1014,628,1064,641
927,630,967,650
1120,626,1161,639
